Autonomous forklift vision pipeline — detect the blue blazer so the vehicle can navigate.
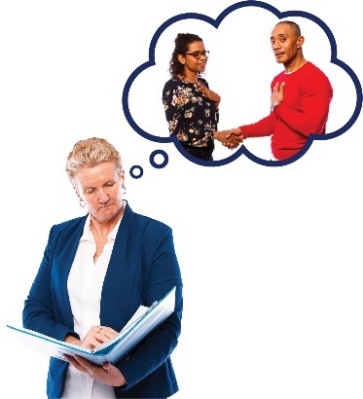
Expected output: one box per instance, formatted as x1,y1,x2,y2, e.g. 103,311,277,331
23,203,183,398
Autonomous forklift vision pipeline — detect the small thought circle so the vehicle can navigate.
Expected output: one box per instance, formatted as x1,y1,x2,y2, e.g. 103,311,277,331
150,149,168,169
129,165,144,179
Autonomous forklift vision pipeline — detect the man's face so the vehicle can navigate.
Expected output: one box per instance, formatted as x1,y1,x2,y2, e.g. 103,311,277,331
270,23,303,66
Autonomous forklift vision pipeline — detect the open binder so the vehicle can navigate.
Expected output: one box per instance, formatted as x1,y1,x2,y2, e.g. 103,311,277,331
7,286,176,365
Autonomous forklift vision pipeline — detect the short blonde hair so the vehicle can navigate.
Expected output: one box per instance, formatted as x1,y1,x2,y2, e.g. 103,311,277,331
66,137,124,188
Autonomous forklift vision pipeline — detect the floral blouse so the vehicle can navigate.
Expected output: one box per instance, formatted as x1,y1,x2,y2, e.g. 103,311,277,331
162,76,219,148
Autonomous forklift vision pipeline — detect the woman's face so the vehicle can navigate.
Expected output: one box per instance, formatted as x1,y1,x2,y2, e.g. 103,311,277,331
75,161,124,223
179,40,208,74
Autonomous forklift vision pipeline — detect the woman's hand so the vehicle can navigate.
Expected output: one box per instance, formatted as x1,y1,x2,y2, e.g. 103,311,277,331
65,325,118,350
80,325,119,349
64,355,127,387
64,325,125,386
197,82,221,108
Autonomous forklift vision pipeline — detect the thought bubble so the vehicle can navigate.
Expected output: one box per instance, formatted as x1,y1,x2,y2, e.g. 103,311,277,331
123,0,362,169
129,149,169,179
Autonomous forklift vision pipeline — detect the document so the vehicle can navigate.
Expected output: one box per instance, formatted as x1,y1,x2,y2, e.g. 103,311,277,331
7,286,176,365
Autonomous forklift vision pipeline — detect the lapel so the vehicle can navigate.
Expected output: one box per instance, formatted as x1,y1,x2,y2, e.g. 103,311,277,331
100,203,141,331
55,216,87,327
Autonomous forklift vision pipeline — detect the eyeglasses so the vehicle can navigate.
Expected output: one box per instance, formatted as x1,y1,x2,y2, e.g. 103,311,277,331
185,50,210,59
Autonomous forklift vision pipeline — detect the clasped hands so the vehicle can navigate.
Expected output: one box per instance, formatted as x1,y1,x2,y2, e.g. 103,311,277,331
63,325,126,387
215,128,243,149
213,81,284,150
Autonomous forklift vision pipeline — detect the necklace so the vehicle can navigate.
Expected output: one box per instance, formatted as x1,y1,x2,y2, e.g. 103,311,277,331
176,74,198,84
89,204,125,262
89,220,106,262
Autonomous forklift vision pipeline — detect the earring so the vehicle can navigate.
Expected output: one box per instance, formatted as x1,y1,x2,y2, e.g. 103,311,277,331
122,185,126,195
79,199,86,208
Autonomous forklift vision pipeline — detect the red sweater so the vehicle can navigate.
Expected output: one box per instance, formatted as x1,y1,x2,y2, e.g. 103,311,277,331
241,62,333,160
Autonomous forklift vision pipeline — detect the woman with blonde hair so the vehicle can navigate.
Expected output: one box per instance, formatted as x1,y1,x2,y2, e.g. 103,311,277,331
23,137,183,398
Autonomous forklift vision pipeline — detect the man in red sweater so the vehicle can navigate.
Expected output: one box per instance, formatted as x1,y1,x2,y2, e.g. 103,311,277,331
222,20,333,161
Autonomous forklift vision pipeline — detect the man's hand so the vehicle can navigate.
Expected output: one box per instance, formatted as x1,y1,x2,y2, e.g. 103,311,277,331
271,81,285,104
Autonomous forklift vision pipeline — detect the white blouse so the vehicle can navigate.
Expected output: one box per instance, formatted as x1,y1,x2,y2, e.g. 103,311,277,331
61,214,122,399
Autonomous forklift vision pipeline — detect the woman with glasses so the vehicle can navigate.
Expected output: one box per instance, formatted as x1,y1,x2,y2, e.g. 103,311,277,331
162,33,241,161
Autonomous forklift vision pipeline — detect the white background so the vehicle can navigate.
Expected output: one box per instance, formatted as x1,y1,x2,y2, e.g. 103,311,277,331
0,1,362,398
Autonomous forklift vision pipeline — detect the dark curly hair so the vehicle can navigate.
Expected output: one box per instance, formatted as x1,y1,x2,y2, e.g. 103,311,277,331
169,33,203,77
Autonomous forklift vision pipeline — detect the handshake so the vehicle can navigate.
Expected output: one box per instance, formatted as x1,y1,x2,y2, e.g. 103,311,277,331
214,128,243,149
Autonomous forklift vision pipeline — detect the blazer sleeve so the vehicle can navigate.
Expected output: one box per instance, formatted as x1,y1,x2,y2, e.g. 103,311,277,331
114,221,183,391
22,225,79,342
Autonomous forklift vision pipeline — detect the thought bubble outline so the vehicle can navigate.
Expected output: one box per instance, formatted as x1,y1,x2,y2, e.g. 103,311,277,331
122,0,362,167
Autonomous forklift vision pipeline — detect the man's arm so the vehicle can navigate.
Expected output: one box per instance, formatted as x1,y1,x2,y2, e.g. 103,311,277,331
240,112,277,138
219,111,277,145
275,75,333,137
